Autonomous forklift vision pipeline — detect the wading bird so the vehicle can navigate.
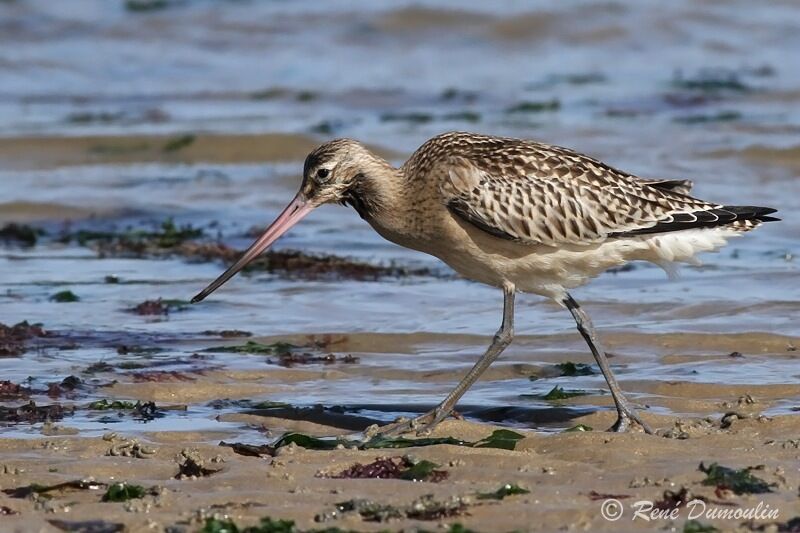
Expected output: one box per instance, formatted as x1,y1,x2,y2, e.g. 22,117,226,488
192,131,778,435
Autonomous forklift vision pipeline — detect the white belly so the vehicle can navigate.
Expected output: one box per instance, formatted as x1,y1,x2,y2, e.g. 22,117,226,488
368,208,744,302
428,224,743,301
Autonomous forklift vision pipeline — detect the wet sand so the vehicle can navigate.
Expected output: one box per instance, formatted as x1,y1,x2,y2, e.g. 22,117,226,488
1,411,799,531
1,330,799,532
0,133,321,171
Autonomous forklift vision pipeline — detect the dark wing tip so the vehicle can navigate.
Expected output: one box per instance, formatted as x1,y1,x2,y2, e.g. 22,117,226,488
612,205,779,237
723,205,778,220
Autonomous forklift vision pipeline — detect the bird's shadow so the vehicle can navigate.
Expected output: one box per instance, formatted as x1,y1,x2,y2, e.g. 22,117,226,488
242,403,595,433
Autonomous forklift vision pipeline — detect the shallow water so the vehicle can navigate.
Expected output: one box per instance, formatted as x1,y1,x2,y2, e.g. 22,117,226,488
1,0,798,442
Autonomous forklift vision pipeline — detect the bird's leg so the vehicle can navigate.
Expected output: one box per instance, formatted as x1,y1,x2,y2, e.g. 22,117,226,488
365,283,516,439
563,293,653,434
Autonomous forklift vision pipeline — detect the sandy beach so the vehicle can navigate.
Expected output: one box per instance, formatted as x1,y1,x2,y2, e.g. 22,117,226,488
2,329,799,532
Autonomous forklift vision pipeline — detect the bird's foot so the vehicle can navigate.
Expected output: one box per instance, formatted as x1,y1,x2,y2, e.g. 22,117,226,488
362,407,450,440
609,401,653,434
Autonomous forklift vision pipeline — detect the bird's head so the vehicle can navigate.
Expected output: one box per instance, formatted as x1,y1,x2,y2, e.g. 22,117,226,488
191,138,390,303
300,138,374,207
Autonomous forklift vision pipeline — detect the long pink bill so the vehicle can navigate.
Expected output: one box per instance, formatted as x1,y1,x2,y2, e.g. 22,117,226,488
191,194,313,303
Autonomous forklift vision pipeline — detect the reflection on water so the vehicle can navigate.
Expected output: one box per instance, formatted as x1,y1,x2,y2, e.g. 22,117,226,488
0,0,798,440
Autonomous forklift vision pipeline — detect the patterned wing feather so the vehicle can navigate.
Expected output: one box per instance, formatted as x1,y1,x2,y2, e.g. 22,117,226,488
432,134,773,246
640,178,693,195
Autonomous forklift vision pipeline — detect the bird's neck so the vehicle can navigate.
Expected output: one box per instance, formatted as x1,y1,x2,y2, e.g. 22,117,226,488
341,156,406,221
343,159,436,252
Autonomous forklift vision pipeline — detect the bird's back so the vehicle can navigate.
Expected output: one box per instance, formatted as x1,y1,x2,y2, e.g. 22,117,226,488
396,131,777,297
405,131,776,245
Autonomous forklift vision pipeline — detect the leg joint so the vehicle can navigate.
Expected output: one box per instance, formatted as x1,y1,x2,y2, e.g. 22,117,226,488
494,326,514,346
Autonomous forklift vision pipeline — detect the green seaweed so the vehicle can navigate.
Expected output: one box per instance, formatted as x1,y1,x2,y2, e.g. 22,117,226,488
251,428,525,456
105,510,482,533
310,120,337,135
360,429,524,451
60,219,203,250
48,520,124,533
160,298,191,310
296,91,317,102
399,459,444,482
332,494,468,522
439,87,478,101
332,499,403,522
83,361,114,374
674,111,742,124
477,483,530,500
50,290,79,303
440,88,459,100
699,462,774,494
413,525,482,533
200,517,297,533
88,400,163,421
116,359,149,368
443,111,481,122
443,527,481,533
672,70,750,93
200,519,239,533
368,429,524,451
102,482,147,502
555,73,606,85
380,112,434,124
541,386,589,400
66,111,124,123
473,429,526,450
272,432,342,450
199,512,500,533
61,229,117,246
153,219,203,247
363,434,468,449
125,0,169,11
0,223,44,246
162,134,195,153
564,424,593,432
773,518,800,532
88,399,139,410
250,88,289,100
683,520,720,533
404,493,469,520
116,345,163,356
554,362,595,376
251,401,292,409
506,99,560,113
204,341,298,355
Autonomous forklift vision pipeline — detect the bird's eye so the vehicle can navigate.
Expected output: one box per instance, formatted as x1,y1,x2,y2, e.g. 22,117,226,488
316,168,330,179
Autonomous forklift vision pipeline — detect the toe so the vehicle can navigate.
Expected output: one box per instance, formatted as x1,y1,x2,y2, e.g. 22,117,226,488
611,418,630,433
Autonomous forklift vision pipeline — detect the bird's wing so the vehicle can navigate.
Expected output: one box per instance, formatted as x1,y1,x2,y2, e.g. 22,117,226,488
438,142,740,247
639,178,693,195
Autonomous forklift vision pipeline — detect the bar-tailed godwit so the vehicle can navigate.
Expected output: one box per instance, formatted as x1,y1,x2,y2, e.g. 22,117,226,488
192,131,778,436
